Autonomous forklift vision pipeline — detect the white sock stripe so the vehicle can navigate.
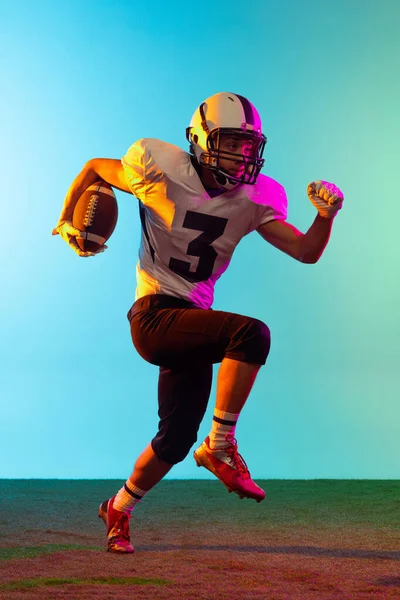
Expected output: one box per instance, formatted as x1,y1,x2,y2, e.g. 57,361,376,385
214,421,235,429
213,415,237,425
113,481,148,515
209,412,238,449
124,481,146,498
123,483,143,500
214,408,240,421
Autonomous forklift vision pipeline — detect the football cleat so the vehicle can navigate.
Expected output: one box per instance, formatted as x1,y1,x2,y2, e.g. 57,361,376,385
98,495,134,553
193,435,265,502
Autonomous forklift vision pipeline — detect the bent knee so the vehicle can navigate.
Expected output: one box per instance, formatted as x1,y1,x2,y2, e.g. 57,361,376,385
151,432,197,465
227,317,271,365
251,318,271,343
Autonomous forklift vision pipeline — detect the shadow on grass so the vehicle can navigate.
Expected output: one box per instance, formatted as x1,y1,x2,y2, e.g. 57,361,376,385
1,543,399,562
138,544,400,561
374,576,400,587
0,577,171,592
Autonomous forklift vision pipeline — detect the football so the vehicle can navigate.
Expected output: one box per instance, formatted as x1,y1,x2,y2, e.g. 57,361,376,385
72,180,118,252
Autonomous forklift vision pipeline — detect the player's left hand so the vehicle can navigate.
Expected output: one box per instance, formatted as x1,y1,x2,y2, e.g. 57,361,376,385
307,180,344,219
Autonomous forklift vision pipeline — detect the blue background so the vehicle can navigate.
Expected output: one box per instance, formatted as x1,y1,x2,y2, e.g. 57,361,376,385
1,0,399,479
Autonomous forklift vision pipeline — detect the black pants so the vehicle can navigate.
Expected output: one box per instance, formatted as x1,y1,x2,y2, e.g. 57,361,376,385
128,294,271,464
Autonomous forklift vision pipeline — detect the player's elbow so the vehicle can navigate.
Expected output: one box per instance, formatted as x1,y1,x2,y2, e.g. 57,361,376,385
299,253,318,264
82,159,99,182
85,158,132,194
297,238,319,264
85,158,102,176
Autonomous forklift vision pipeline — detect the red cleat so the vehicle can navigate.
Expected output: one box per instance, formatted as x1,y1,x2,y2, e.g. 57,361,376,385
193,435,265,502
98,495,134,553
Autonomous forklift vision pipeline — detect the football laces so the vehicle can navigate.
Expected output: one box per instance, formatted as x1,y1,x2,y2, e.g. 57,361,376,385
83,194,99,227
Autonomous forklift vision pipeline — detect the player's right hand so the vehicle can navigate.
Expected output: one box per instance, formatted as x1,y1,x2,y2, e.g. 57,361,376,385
52,220,105,257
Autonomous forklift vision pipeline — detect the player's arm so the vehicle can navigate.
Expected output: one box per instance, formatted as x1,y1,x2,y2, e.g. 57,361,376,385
89,158,132,194
257,180,342,263
257,215,334,264
257,219,305,262
54,158,131,228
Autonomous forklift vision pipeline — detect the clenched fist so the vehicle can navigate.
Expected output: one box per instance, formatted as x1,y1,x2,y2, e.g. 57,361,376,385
307,180,344,219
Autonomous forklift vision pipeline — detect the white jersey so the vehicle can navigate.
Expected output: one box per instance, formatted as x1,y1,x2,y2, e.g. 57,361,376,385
121,138,287,310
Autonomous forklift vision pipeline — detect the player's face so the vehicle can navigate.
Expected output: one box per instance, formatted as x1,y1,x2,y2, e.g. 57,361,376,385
217,134,256,177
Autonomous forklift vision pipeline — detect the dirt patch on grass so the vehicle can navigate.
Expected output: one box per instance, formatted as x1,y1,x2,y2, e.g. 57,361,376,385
1,528,399,600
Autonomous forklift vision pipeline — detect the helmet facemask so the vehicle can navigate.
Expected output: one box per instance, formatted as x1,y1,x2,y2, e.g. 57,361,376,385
201,129,266,187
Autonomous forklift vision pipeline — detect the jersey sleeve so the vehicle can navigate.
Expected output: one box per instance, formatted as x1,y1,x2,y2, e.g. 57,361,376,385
257,178,288,227
121,139,147,198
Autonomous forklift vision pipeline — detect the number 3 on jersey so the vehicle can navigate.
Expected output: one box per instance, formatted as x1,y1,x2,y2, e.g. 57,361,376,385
169,211,228,283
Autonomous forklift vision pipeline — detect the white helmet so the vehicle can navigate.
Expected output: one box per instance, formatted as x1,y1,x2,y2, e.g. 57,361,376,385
186,92,267,190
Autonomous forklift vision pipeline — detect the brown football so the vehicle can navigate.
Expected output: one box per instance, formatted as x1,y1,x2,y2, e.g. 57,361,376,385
72,180,118,252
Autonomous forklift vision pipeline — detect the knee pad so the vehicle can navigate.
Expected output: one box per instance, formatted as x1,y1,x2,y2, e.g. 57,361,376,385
246,318,271,363
252,319,271,356
151,430,198,465
227,317,271,365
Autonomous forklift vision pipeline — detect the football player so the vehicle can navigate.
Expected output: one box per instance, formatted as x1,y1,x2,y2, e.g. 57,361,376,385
53,92,344,553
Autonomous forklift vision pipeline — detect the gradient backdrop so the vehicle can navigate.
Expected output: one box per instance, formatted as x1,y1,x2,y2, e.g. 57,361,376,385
1,0,399,479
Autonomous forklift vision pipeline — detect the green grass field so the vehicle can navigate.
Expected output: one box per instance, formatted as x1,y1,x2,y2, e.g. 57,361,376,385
0,479,399,599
